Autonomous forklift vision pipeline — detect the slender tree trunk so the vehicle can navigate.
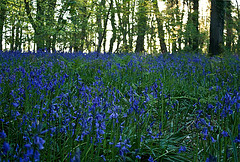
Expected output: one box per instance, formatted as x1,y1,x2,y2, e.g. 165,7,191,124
225,1,233,51
19,27,23,50
96,0,104,53
136,0,147,53
192,0,199,52
185,7,192,50
115,0,125,52
0,0,7,51
129,0,135,52
11,25,15,51
127,1,131,52
25,0,47,50
36,0,45,50
152,0,167,53
45,0,56,51
97,0,112,53
177,7,184,51
0,22,5,51
209,0,225,56
109,3,116,53
15,22,20,50
122,0,128,52
236,0,240,54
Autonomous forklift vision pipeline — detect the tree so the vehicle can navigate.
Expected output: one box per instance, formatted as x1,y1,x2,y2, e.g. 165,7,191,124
136,0,148,53
96,0,113,53
192,0,199,52
24,0,66,51
225,0,233,52
152,0,167,53
69,0,91,52
109,1,116,53
0,0,7,51
235,0,240,54
184,0,199,52
209,0,225,56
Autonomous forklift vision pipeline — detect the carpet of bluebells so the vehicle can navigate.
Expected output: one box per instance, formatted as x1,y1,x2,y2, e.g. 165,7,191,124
0,51,240,161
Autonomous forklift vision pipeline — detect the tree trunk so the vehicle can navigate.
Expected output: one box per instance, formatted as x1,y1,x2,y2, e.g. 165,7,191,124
19,26,23,50
109,4,116,53
0,22,5,51
209,0,225,56
122,0,128,52
236,0,240,54
15,22,20,50
0,0,7,51
48,0,57,51
36,0,45,50
11,25,15,51
97,0,112,53
24,0,46,50
177,6,184,51
129,0,134,52
79,1,88,52
152,0,167,53
225,1,233,51
136,0,147,53
185,7,192,50
192,0,199,52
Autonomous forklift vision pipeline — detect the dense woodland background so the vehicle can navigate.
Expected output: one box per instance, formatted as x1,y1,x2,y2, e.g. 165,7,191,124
0,0,239,56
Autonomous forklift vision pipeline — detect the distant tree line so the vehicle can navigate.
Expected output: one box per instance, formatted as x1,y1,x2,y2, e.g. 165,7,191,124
0,0,240,55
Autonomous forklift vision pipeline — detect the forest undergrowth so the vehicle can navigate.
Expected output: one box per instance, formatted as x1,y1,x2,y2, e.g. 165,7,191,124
0,51,240,161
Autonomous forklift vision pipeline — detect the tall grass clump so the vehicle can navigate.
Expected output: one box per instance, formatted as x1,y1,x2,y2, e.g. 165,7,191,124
0,51,239,161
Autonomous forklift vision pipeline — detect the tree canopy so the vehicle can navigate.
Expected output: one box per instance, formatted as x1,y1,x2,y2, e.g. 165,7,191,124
0,0,240,55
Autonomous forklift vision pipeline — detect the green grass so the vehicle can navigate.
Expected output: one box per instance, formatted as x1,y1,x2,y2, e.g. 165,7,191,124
0,51,239,161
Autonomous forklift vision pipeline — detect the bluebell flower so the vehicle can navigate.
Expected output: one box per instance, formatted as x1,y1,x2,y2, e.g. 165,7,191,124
24,143,32,148
71,148,81,162
34,150,40,161
221,131,228,137
115,139,131,157
109,112,118,119
100,155,106,161
206,154,217,162
234,134,240,143
202,127,208,140
12,102,19,107
148,155,155,162
2,142,10,155
0,130,6,139
211,136,216,143
136,155,141,159
34,136,45,150
179,146,186,153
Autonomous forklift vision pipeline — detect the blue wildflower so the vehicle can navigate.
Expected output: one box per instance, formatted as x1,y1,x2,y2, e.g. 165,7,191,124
221,131,228,137
2,141,10,155
0,130,7,139
148,155,155,162
34,150,40,161
100,155,106,161
234,134,240,143
71,148,81,162
115,139,131,157
202,127,208,140
179,146,186,153
211,136,216,143
136,155,141,159
12,102,19,107
34,136,45,150
206,154,217,162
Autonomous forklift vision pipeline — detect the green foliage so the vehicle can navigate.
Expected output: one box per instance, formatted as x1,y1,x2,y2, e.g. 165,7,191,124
1,52,240,161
